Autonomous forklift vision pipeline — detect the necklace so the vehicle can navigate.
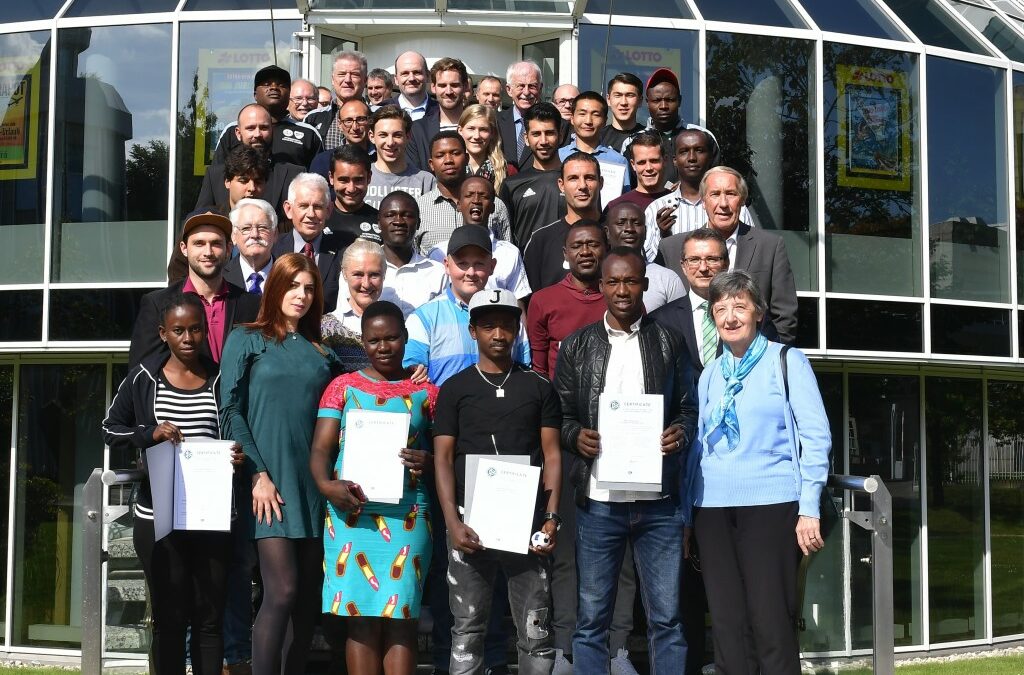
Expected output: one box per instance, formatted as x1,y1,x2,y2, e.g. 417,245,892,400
475,364,513,398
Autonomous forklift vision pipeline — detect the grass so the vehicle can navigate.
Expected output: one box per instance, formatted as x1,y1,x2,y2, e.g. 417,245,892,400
814,654,1024,674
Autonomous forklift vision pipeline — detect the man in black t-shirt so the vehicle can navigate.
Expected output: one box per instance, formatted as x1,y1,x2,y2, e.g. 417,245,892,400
324,144,380,244
433,288,563,675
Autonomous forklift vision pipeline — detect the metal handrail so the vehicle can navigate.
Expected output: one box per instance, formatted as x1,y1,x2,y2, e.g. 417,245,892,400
827,473,894,675
82,467,146,675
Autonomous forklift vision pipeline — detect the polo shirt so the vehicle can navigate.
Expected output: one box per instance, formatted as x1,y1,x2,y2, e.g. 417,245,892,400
526,274,606,378
498,166,566,247
643,261,686,313
428,235,532,300
384,250,447,317
182,277,229,363
327,203,381,245
414,187,512,255
558,137,631,190
433,364,561,508
403,287,531,386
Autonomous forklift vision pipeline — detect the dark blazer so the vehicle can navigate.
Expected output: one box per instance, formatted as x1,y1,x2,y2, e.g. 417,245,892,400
554,316,698,506
659,226,797,344
195,159,303,230
271,230,355,314
128,279,261,369
649,295,703,373
406,106,441,172
223,256,274,291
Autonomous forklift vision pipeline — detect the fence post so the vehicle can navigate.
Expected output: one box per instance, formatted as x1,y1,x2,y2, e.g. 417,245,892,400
871,476,895,675
81,468,104,675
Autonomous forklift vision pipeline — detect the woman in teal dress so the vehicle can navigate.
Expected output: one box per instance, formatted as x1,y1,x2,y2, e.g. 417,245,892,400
219,253,340,675
310,300,437,675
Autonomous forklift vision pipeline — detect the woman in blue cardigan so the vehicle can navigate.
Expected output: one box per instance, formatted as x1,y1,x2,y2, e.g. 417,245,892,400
684,270,831,675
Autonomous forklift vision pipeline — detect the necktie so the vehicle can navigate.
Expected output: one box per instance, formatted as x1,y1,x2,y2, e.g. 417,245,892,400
515,117,525,163
700,301,718,366
247,272,262,295
302,242,315,260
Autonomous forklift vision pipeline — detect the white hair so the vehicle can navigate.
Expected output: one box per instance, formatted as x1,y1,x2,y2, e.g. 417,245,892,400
505,60,542,85
230,198,278,231
287,172,330,204
333,50,368,77
342,239,385,273
290,78,317,94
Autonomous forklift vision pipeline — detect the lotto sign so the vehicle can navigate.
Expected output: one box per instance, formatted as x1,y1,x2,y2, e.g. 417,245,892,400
0,56,41,180
591,45,682,93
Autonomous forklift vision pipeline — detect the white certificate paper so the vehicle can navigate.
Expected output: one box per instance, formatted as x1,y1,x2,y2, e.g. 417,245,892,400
173,439,234,532
342,410,411,504
598,161,626,209
465,457,540,554
594,393,664,491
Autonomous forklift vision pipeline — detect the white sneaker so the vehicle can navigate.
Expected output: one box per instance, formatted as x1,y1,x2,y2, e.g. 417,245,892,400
609,648,640,675
553,648,574,675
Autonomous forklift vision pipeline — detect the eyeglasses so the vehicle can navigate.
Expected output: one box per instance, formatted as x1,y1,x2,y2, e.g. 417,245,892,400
290,95,318,103
682,255,727,269
553,98,575,107
235,225,273,236
340,116,369,127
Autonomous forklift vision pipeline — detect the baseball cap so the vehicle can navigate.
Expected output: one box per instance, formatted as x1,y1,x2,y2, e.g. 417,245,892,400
447,225,492,256
469,288,521,322
254,64,291,88
645,67,679,92
181,208,232,243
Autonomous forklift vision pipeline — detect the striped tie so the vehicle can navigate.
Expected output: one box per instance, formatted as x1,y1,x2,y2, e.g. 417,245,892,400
700,301,717,366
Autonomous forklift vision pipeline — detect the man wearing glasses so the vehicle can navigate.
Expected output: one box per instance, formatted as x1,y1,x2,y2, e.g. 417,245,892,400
308,100,376,182
286,78,320,122
224,198,280,293
214,65,324,168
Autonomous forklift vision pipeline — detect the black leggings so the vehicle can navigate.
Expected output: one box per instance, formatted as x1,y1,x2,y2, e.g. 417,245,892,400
251,537,323,675
133,517,232,675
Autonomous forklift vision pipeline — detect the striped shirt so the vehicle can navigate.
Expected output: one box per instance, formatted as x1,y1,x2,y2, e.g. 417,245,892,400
403,287,531,386
642,187,754,262
415,188,513,255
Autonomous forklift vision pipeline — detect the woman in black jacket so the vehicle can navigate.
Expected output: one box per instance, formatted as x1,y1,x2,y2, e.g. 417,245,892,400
102,293,241,675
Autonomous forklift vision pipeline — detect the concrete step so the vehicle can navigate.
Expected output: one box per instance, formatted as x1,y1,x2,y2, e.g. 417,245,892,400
107,578,147,604
108,537,137,561
106,623,149,652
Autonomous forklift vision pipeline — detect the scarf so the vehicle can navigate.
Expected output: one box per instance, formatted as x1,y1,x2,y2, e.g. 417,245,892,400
702,332,769,452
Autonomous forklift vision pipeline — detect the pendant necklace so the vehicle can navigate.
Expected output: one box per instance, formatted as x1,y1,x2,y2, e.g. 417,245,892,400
475,364,513,398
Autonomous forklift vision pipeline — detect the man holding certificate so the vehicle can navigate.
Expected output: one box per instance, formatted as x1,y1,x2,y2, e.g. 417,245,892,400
433,288,563,675
554,247,698,675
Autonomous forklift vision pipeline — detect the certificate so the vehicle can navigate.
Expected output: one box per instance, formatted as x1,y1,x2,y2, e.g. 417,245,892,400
342,410,411,504
147,439,234,539
594,393,664,491
465,457,540,554
598,161,626,209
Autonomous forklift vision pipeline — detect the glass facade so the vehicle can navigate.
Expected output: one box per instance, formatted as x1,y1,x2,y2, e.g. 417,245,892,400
1,0,1024,663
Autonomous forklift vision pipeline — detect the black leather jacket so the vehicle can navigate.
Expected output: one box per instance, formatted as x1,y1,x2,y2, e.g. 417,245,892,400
554,316,698,507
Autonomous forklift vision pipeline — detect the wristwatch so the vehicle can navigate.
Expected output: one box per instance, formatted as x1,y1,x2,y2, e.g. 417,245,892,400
543,512,562,531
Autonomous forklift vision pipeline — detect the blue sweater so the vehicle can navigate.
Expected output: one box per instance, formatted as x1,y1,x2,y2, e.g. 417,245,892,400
683,341,831,524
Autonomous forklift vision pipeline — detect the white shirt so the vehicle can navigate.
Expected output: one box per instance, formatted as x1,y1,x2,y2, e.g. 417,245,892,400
237,256,273,293
587,314,661,503
643,262,685,313
397,93,428,121
291,230,322,264
642,186,753,261
428,236,533,300
330,283,403,333
383,250,447,317
688,288,716,363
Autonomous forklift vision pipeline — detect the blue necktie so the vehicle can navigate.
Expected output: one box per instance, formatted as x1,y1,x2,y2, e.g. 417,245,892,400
247,272,263,295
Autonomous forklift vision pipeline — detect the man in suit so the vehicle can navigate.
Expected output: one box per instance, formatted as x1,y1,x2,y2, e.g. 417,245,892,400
498,60,568,170
195,106,303,226
305,50,368,142
664,166,797,344
224,198,279,292
271,173,355,313
383,51,437,121
129,210,261,368
406,57,469,171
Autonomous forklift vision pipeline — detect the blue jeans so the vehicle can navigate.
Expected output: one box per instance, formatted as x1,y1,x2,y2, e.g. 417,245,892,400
573,497,686,675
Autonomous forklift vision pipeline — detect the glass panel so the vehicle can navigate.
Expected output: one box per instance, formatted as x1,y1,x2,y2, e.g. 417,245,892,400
848,374,922,647
582,0,693,19
0,291,43,342
576,24,699,127
175,20,298,229
52,25,172,283
448,0,573,11
826,299,923,351
0,367,13,644
691,0,807,28
307,0,433,8
823,44,922,296
930,305,1011,356
926,376,985,643
184,0,296,8
13,363,106,648
799,371,845,653
49,289,149,342
319,35,358,95
799,0,908,40
988,379,1024,637
949,0,1024,62
63,0,179,17
522,39,559,105
706,32,816,291
795,296,818,349
0,1,65,23
993,0,1024,20
1015,71,1024,301
0,31,51,284
880,0,992,54
927,56,1009,302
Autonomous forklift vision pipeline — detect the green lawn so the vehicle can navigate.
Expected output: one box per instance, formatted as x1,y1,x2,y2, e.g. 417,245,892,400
816,654,1024,674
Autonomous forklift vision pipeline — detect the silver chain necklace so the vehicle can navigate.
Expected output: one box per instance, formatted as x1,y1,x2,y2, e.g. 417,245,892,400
475,364,513,398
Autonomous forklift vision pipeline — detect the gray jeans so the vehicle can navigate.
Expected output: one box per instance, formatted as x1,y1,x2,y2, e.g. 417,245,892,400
448,542,555,675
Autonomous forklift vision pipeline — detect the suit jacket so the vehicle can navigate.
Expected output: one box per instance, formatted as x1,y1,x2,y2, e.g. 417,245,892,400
195,159,303,230
127,279,261,368
660,227,797,344
649,295,703,374
406,107,441,172
223,255,275,291
498,108,570,170
271,230,355,314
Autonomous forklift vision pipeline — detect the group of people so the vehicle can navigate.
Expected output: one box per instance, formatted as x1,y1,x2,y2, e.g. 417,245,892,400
101,44,830,675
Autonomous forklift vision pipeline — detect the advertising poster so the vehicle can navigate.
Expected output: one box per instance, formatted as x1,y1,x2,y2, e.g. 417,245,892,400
589,44,681,95
837,64,912,191
0,56,41,180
